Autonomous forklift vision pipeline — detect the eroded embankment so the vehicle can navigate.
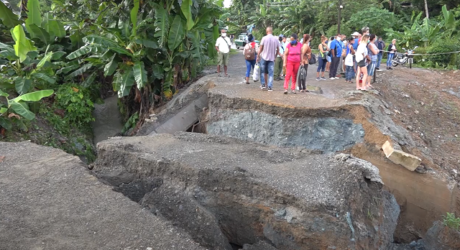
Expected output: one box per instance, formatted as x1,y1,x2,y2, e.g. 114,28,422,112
202,87,460,243
93,133,399,250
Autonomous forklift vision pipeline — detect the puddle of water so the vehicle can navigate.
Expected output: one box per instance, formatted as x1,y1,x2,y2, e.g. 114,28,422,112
361,154,454,239
92,96,124,144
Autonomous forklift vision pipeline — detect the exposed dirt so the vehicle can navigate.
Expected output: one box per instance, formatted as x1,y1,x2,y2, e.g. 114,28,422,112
375,68,460,179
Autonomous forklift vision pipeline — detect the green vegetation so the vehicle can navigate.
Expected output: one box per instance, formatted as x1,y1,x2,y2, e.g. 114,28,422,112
0,0,224,161
443,212,460,231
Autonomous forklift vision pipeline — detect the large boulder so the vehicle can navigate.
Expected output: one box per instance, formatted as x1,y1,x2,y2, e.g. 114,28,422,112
93,132,400,250
0,141,204,250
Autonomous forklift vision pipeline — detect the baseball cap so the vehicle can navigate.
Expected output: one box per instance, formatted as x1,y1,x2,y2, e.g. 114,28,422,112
351,32,360,36
279,34,284,38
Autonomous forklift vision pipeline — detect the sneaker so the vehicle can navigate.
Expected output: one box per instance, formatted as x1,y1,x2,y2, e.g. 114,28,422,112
260,85,266,90
335,77,340,79
321,77,327,80
316,77,320,81
291,90,296,94
268,87,273,92
284,90,288,94
330,77,335,80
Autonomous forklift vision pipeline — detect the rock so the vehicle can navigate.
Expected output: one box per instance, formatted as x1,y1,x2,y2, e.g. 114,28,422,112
241,241,277,250
382,141,422,171
93,133,400,250
420,221,460,250
0,141,204,250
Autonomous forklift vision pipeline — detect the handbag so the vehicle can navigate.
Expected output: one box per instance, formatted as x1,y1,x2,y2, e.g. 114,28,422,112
308,53,316,65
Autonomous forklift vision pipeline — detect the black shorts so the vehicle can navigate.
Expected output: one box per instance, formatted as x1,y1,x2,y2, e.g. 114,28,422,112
357,60,366,68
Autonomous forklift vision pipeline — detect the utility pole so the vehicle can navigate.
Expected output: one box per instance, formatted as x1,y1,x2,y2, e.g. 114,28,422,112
338,0,343,34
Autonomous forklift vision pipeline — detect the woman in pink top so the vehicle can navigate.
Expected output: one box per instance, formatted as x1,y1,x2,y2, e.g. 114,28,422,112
283,34,302,94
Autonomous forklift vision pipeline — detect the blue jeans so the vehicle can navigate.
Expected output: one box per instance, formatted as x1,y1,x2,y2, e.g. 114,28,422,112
259,58,275,88
245,59,256,77
387,53,394,67
377,53,383,69
317,57,326,72
368,61,377,76
345,66,354,81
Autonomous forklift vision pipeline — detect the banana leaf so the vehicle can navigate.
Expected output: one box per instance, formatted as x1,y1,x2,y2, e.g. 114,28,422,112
181,0,195,31
11,25,37,63
118,70,135,98
168,15,185,51
133,61,148,89
154,4,170,48
0,1,21,28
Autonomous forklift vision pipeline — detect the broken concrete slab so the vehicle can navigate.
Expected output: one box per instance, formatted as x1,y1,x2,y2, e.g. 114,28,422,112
382,140,422,171
137,78,214,135
0,141,204,250
93,132,400,250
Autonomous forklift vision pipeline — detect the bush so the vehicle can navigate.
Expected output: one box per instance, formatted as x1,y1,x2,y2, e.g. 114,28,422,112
427,39,460,68
55,84,95,127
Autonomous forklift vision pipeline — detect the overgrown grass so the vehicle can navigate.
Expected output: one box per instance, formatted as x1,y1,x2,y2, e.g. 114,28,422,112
443,212,460,231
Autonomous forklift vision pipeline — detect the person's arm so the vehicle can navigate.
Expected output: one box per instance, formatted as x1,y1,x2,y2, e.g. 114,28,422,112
301,44,307,65
319,44,324,54
215,38,220,52
283,47,289,66
370,44,379,55
257,45,264,62
350,44,355,55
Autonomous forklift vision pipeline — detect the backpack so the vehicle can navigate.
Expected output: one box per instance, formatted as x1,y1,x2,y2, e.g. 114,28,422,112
244,43,256,61
308,53,316,65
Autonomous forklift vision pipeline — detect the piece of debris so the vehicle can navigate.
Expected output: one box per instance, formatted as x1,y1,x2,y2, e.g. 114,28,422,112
0,156,5,163
414,110,419,114
382,141,422,171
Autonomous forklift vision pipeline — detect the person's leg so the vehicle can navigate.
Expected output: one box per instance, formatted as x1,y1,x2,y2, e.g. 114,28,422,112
291,62,300,91
284,61,293,91
356,65,361,89
331,57,339,78
316,57,322,78
321,59,326,78
274,57,281,80
245,60,252,83
223,53,229,75
387,53,392,68
377,53,382,69
303,64,308,89
267,60,275,89
367,61,376,86
259,58,266,87
217,52,223,74
361,66,368,89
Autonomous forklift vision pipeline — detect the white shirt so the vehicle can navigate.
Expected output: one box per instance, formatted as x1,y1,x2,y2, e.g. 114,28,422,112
356,43,368,62
215,36,231,54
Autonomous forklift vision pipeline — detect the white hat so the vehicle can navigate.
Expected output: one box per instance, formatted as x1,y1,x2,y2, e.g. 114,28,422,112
351,32,360,36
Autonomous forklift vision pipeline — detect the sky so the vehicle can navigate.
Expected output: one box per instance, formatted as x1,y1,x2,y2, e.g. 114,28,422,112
224,0,232,8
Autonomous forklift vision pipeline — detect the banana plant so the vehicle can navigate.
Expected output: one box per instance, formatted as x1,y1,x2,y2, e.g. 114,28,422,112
0,25,63,95
0,89,54,130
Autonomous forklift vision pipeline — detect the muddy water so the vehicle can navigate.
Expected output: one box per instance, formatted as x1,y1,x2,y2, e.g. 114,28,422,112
92,96,124,144
359,153,457,241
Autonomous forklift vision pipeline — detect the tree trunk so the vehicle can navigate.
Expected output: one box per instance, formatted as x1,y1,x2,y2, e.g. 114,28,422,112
424,0,429,19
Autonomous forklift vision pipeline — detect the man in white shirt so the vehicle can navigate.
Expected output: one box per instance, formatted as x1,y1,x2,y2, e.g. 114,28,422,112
215,29,232,77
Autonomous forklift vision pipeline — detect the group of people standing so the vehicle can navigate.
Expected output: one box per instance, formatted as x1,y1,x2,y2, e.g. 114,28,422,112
242,27,312,94
216,26,399,93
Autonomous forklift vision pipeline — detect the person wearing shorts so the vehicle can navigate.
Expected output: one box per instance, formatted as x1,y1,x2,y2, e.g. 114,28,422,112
215,29,232,77
355,34,370,90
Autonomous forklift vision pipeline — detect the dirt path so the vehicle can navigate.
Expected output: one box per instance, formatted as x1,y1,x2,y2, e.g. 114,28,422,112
224,49,360,101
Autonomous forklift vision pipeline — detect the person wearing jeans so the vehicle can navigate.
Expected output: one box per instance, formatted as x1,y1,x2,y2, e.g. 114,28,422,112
283,34,302,94
367,34,379,88
387,39,396,70
316,36,329,80
257,27,279,91
242,35,258,84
